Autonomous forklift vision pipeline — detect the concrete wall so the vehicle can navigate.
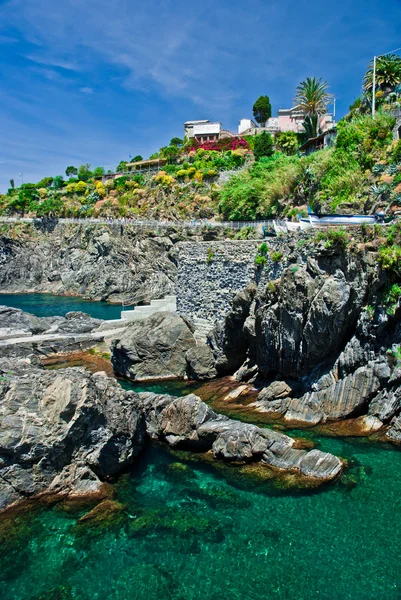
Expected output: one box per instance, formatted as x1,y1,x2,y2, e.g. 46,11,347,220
176,239,289,322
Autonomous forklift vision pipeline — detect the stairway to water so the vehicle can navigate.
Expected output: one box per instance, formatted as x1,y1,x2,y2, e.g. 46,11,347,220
120,295,177,321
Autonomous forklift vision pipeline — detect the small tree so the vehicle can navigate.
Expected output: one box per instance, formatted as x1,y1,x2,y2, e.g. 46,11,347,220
36,176,54,188
92,166,105,177
65,166,78,178
116,160,128,172
132,155,143,162
170,137,183,147
77,164,93,182
253,96,272,127
53,175,65,189
253,131,274,160
9,179,14,189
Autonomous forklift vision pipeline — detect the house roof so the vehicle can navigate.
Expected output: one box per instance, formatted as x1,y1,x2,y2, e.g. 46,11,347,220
126,157,167,167
184,120,210,125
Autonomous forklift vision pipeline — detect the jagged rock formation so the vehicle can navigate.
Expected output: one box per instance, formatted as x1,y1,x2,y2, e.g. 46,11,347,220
208,238,401,433
134,392,342,481
111,312,196,380
0,360,145,510
0,222,222,304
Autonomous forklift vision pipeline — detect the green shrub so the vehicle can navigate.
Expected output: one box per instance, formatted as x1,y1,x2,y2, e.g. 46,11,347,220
259,242,268,254
255,254,267,266
270,250,283,262
315,227,349,249
206,247,215,264
391,140,401,163
382,283,401,315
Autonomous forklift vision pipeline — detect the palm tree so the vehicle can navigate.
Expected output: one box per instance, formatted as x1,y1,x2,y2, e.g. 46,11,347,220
363,54,401,94
294,77,333,116
302,114,321,140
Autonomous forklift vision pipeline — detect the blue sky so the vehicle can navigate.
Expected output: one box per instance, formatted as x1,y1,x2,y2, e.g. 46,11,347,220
0,0,400,191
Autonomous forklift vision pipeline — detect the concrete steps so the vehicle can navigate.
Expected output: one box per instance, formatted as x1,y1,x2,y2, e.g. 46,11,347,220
121,295,177,322
192,317,214,345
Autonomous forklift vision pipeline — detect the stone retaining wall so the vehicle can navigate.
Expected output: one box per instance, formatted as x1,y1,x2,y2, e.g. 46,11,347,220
176,239,289,322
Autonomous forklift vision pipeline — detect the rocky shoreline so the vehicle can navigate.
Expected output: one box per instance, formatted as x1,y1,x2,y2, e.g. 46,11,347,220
0,356,343,513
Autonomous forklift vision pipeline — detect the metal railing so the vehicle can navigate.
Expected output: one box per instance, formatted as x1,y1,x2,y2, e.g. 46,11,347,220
0,216,273,230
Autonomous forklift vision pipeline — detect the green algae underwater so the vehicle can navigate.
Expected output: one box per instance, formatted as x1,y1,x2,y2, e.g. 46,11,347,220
1,297,401,598
2,381,401,600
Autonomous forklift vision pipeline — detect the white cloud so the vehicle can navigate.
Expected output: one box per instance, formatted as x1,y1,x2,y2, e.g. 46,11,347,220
79,87,93,94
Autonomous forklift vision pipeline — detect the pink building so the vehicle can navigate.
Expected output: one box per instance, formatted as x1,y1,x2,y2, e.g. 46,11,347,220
238,107,335,136
277,106,334,134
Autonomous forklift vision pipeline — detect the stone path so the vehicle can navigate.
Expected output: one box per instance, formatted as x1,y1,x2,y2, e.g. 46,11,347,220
0,326,128,347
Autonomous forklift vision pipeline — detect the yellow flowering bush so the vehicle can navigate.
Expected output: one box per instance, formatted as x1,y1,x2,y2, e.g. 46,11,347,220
66,183,76,194
75,181,87,194
95,182,106,197
38,188,48,198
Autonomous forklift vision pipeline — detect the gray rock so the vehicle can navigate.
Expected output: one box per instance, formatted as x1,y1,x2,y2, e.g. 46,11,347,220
133,391,343,481
257,381,293,403
283,365,383,426
111,312,196,380
369,388,401,422
185,345,217,380
0,360,145,511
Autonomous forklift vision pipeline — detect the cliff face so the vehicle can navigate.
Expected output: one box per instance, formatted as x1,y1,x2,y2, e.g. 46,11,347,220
0,222,225,304
203,235,401,433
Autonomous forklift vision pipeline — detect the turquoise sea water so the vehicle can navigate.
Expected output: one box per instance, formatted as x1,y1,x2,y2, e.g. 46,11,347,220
0,293,123,320
1,295,401,599
1,379,401,599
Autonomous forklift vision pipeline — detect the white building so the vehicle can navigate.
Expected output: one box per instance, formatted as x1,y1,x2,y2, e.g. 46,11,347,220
184,120,222,142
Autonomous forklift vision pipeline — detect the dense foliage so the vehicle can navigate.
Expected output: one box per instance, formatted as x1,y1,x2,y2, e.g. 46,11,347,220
252,96,272,126
219,112,397,220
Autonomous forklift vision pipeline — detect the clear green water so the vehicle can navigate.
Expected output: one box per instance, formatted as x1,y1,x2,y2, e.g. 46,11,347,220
2,379,401,599
0,293,123,320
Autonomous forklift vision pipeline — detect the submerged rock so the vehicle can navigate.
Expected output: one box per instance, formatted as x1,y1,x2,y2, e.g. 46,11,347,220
111,312,196,380
134,391,343,482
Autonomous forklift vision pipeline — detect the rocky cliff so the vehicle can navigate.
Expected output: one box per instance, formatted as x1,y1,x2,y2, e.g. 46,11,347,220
206,232,401,434
0,221,228,304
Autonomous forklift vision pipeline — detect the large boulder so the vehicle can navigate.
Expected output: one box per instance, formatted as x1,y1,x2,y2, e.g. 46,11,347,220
111,312,196,380
185,345,217,380
0,359,145,511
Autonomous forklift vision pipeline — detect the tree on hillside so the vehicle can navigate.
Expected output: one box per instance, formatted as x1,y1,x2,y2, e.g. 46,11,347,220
116,160,128,172
65,166,78,178
132,155,143,162
162,146,179,161
302,114,321,140
253,131,274,160
170,137,183,147
9,179,14,189
77,164,93,182
92,166,105,177
53,175,65,189
253,96,272,127
363,54,401,94
294,77,332,116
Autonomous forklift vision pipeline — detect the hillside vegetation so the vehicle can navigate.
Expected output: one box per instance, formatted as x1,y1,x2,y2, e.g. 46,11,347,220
1,59,401,221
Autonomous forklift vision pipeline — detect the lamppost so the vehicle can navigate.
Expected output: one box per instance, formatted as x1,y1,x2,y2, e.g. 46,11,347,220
372,46,401,117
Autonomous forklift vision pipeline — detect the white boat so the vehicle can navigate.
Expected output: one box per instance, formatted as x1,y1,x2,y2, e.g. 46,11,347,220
285,221,301,232
299,213,380,229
